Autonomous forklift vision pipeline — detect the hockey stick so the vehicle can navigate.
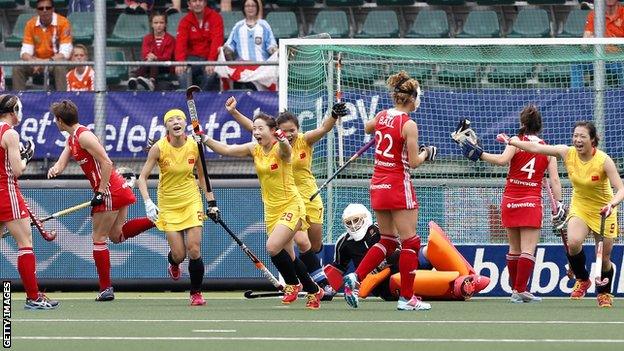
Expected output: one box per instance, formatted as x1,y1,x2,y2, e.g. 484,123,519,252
595,213,609,287
543,179,574,279
25,203,56,241
216,218,283,290
309,138,375,201
186,85,213,193
336,52,344,167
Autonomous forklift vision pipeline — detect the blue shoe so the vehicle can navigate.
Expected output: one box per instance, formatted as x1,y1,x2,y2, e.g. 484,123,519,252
25,293,59,310
95,287,115,302
343,273,359,308
397,295,431,311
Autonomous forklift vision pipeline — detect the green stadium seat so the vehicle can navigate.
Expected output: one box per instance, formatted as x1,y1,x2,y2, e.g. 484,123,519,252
0,51,20,89
355,10,399,38
457,10,500,38
341,53,381,88
527,0,565,4
475,0,514,4
405,10,449,38
0,0,17,9
310,11,350,38
436,47,481,86
426,0,466,5
325,0,365,6
107,13,150,47
222,11,244,40
507,9,551,38
376,0,416,5
272,0,316,6
487,46,535,85
5,13,33,48
266,11,299,39
166,11,184,37
106,49,128,85
558,9,590,38
68,12,94,45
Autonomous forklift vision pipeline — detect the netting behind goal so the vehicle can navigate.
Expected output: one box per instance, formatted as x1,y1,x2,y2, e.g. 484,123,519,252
281,38,624,244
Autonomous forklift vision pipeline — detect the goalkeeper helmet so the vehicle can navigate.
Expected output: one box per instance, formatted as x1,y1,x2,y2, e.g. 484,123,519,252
342,203,373,241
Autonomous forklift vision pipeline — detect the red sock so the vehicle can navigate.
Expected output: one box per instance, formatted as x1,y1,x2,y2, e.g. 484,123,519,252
354,235,399,281
121,217,154,241
93,242,111,291
399,236,420,299
17,247,39,300
514,253,536,293
506,253,519,289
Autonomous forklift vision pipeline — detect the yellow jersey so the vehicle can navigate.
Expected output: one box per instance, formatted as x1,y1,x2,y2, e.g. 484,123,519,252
157,137,201,210
291,134,318,199
253,142,300,213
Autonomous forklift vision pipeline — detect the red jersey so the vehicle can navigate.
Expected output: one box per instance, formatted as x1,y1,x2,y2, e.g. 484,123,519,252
142,32,176,61
0,123,28,221
504,134,549,199
175,8,224,61
66,66,94,92
370,109,417,210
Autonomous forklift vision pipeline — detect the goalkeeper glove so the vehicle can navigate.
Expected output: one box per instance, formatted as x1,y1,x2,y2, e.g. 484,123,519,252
461,141,483,162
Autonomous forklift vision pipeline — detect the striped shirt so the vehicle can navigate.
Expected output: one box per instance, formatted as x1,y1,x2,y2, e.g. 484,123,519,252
224,19,277,61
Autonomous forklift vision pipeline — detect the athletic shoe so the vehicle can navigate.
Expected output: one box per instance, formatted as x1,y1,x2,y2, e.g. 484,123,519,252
281,284,302,304
321,284,336,301
343,273,360,308
168,264,180,281
305,285,324,310
570,279,591,300
95,287,115,302
24,293,60,310
597,293,614,308
397,295,431,311
137,76,155,91
127,77,138,90
511,291,542,303
190,291,206,306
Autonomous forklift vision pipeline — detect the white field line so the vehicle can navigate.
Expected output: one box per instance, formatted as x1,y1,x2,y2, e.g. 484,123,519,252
12,336,624,343
191,330,237,333
12,319,624,325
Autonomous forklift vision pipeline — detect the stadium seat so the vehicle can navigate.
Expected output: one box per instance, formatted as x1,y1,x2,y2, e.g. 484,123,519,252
507,9,551,38
405,10,449,38
325,0,365,6
426,0,466,5
457,10,500,38
487,46,535,85
266,11,299,39
68,12,95,45
436,46,481,86
106,49,129,85
341,53,381,88
107,13,150,47
271,0,316,6
558,9,590,38
5,13,33,48
527,0,565,4
222,11,244,39
475,0,514,4
355,10,399,38
0,50,20,89
166,11,184,37
0,0,17,9
376,0,416,5
310,11,350,38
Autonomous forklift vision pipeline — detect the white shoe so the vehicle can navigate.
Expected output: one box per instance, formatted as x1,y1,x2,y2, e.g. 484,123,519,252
397,295,431,311
511,290,542,303
343,273,360,308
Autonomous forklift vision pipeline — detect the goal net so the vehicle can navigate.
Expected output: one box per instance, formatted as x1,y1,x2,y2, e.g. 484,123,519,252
279,38,624,244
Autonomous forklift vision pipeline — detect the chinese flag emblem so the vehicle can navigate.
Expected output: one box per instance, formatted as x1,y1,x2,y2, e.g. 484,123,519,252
592,175,599,181
270,163,278,171
188,158,195,165
300,152,306,159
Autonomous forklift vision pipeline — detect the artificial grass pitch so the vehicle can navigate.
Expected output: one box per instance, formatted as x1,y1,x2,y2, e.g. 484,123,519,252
7,292,623,351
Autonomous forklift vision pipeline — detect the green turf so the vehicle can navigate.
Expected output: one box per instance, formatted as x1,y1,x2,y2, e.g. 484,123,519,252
7,292,623,351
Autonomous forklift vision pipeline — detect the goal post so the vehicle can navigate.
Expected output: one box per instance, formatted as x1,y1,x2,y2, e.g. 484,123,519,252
279,37,624,244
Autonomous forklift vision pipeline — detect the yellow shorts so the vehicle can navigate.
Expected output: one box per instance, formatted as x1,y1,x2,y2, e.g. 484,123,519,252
265,197,308,235
303,195,324,226
156,196,204,232
569,205,618,239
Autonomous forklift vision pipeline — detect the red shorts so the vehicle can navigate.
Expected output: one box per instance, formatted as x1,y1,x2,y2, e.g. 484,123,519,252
91,183,136,215
501,196,542,228
370,174,418,211
0,186,28,222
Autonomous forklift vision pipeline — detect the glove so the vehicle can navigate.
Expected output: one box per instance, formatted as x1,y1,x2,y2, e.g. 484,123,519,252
419,145,437,161
206,200,220,223
461,140,483,162
331,102,348,119
90,191,104,207
145,199,160,223
192,131,206,144
600,203,613,218
19,139,35,163
274,129,288,143
552,201,568,231
496,133,511,144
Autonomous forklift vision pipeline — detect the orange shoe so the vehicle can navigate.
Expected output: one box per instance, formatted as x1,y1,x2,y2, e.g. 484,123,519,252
281,284,302,304
305,286,324,310
570,279,591,300
597,293,614,308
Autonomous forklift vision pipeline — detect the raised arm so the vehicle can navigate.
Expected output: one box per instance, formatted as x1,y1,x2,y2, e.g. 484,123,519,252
499,134,568,159
225,96,253,132
304,102,347,146
364,113,380,134
202,136,253,158
480,144,516,166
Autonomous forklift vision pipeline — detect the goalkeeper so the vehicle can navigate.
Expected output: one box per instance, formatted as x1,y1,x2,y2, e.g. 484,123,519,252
323,203,490,301
454,105,563,303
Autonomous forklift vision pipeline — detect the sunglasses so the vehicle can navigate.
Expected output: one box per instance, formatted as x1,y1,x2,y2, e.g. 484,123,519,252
37,6,53,11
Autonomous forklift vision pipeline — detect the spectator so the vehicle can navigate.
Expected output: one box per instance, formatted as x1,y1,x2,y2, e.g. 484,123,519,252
571,0,624,88
125,0,154,14
167,0,234,14
13,0,73,91
175,0,223,91
66,44,94,92
67,0,93,14
128,11,176,91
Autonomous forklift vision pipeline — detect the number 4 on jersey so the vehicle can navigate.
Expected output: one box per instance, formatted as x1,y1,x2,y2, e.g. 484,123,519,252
520,157,536,179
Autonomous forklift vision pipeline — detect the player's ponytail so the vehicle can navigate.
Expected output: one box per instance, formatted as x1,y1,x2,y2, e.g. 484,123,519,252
517,104,542,136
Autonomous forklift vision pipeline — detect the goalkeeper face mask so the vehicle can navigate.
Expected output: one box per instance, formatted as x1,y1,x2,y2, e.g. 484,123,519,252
15,98,23,123
414,86,422,110
342,203,373,241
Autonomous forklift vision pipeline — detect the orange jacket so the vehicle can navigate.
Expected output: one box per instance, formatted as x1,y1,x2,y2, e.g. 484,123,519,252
21,13,73,59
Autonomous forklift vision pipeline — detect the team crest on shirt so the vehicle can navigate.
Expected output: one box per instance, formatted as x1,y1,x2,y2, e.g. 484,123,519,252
188,158,195,165
270,163,278,171
255,36,262,45
592,175,600,181
299,152,306,159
